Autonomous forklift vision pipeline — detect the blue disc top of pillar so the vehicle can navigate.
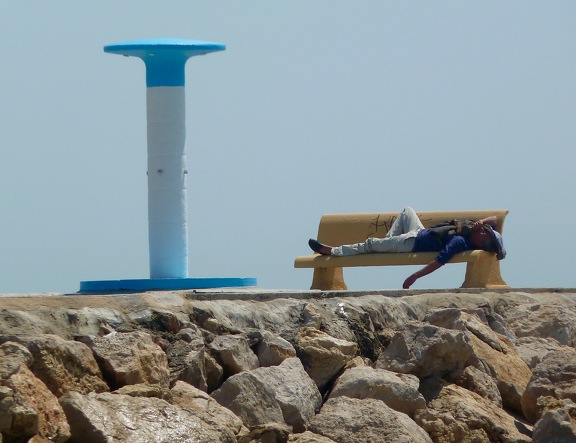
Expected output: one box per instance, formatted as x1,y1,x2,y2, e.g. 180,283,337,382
104,38,226,87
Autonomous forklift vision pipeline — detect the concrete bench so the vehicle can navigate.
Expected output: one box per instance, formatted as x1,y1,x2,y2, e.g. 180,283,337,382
294,210,510,290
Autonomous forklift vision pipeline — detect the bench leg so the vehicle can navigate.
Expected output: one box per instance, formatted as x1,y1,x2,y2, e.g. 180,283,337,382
461,255,509,289
311,267,348,290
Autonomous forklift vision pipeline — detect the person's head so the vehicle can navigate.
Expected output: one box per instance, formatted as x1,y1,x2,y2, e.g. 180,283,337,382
470,225,506,260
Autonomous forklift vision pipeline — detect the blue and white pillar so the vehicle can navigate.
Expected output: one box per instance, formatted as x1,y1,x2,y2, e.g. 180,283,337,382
104,39,225,279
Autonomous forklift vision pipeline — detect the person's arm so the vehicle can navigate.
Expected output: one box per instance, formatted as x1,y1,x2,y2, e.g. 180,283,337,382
472,216,497,230
403,260,443,289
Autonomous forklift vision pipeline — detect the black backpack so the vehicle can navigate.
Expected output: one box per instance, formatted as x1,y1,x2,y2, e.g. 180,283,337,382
428,219,475,246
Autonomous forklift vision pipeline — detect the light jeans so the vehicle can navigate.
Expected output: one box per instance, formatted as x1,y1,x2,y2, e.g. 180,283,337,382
332,207,424,256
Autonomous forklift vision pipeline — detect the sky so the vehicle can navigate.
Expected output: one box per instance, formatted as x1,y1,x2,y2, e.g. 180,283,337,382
1,2,575,294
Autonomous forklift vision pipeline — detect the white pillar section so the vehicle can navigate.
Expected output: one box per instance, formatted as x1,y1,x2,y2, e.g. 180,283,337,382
147,86,188,278
103,39,226,280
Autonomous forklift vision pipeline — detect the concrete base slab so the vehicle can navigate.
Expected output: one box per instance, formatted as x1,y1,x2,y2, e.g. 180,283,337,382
79,277,257,293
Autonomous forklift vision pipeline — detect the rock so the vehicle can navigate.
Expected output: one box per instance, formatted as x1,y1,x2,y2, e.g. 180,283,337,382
210,367,285,428
1,362,70,443
532,397,576,442
166,339,207,390
255,330,297,367
295,327,358,392
375,322,473,380
515,336,567,369
113,383,173,401
176,325,204,345
0,334,109,397
208,334,259,376
0,341,33,380
237,423,291,443
308,396,433,443
171,380,247,437
211,357,322,432
328,366,426,417
521,347,576,423
418,378,532,443
426,309,532,414
85,330,170,389
205,351,225,393
288,431,337,442
456,365,502,408
59,390,237,443
2,289,576,442
503,303,576,347
324,301,383,361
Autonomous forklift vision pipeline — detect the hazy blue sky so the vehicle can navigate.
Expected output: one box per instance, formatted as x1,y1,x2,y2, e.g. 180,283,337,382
1,2,575,294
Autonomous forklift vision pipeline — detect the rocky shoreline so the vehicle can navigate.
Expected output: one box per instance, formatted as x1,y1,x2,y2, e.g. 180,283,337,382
1,288,575,442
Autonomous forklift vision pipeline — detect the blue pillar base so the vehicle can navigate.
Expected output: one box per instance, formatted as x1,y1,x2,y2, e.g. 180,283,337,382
79,277,257,293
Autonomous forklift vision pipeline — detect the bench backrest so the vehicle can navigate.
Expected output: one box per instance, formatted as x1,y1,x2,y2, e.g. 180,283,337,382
317,210,509,247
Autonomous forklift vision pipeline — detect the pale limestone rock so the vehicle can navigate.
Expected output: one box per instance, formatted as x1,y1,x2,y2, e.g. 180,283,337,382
503,302,576,346
171,381,247,437
295,327,358,391
426,309,532,414
309,396,433,443
418,379,532,443
515,336,567,369
211,357,321,432
210,369,285,428
209,334,259,375
301,304,322,329
59,391,237,443
375,322,473,380
86,330,170,389
328,366,426,417
532,397,576,443
255,330,297,367
0,334,109,397
521,347,576,423
0,341,32,380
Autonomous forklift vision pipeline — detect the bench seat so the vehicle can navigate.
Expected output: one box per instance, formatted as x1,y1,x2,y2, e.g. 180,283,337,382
294,210,510,290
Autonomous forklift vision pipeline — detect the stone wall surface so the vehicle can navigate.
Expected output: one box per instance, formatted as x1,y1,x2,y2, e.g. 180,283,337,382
0,288,575,442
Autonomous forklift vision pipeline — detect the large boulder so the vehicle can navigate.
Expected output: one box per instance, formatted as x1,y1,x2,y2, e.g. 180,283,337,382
171,381,247,438
375,322,473,380
502,303,576,347
211,357,321,432
532,397,576,443
515,336,567,369
417,379,532,443
254,330,297,367
295,327,358,392
0,342,70,443
83,330,170,389
59,391,237,443
427,310,532,414
208,334,259,376
328,366,426,417
308,396,433,443
0,334,108,397
521,348,576,423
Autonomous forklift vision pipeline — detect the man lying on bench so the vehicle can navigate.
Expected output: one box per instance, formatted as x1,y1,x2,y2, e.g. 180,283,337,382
308,206,506,289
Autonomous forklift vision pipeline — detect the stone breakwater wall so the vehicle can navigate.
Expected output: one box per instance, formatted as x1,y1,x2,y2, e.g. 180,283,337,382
1,289,576,442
